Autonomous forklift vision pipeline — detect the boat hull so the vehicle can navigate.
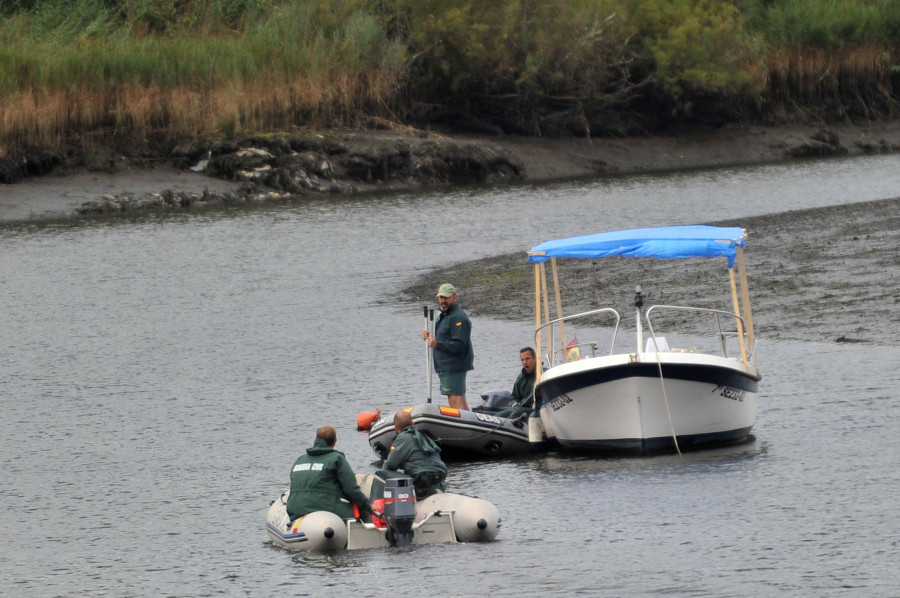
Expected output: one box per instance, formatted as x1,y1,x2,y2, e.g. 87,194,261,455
537,352,759,453
368,403,532,460
265,474,500,551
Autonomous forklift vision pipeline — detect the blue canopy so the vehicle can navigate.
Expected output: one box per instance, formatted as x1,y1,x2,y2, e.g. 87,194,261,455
528,225,747,267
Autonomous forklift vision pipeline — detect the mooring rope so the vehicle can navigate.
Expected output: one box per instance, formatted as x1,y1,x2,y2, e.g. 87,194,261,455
652,345,682,458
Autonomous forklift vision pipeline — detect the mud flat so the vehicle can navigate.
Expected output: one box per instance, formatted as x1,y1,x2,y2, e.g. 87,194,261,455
2,121,899,223
403,197,900,347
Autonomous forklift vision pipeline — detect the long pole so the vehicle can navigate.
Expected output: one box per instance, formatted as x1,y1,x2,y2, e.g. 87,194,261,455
735,247,758,375
728,267,749,372
534,263,543,383
550,258,567,356
429,308,435,401
424,306,433,403
429,307,437,402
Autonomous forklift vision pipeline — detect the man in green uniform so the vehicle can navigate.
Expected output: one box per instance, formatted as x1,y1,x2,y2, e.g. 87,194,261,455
422,283,474,410
497,346,538,421
379,411,448,499
286,425,373,521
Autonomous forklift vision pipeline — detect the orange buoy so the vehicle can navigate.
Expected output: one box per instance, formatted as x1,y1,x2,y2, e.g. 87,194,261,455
357,408,381,431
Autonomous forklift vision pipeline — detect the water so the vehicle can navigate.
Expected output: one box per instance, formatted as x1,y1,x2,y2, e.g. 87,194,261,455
2,154,899,597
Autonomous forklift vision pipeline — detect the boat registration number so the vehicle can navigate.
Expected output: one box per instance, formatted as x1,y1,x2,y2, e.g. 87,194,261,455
714,385,745,402
475,413,503,424
548,394,573,411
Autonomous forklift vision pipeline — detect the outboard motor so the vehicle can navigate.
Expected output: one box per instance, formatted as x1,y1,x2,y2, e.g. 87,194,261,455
473,389,513,414
371,473,417,547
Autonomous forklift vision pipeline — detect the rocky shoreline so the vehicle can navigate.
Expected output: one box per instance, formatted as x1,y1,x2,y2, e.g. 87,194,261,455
2,120,900,222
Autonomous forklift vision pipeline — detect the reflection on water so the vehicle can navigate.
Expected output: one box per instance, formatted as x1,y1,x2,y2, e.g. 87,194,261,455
528,435,767,478
2,155,900,596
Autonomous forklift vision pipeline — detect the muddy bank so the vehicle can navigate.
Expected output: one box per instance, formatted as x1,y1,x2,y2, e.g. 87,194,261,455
403,197,900,347
2,123,898,347
0,129,525,221
2,121,900,223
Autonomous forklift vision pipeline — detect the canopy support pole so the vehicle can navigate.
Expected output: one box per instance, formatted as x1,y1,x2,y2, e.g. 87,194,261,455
735,247,758,376
728,266,749,371
550,258,568,361
541,263,552,366
534,263,543,383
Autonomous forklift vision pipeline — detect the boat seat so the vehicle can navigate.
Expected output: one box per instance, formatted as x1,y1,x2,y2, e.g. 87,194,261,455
357,473,374,497
644,336,670,352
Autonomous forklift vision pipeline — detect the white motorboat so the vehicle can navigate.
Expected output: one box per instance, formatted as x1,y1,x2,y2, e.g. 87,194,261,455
526,225,761,454
265,472,501,551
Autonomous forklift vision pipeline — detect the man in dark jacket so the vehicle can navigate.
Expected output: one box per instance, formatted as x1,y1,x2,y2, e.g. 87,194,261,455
422,283,474,410
497,346,538,421
379,411,448,499
286,426,373,521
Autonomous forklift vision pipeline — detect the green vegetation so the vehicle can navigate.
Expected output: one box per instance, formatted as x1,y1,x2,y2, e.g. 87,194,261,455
742,0,900,48
0,0,897,154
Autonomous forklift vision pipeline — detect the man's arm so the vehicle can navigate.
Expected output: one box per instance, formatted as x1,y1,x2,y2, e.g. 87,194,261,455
336,457,372,512
383,433,411,471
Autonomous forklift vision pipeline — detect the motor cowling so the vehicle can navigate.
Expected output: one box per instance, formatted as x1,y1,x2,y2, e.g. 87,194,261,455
371,473,417,547
472,389,513,414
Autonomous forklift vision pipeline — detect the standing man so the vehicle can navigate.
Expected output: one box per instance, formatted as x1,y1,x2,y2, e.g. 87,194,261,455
379,411,448,499
423,283,474,411
497,347,538,421
286,426,373,522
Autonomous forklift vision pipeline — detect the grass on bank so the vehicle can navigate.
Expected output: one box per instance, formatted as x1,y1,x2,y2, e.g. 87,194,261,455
0,0,407,151
0,0,898,155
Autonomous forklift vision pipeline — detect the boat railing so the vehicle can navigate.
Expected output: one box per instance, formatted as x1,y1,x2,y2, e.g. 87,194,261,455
536,308,621,367
644,304,754,362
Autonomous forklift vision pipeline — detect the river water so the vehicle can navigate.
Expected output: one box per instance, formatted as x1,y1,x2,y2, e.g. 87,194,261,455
2,154,899,597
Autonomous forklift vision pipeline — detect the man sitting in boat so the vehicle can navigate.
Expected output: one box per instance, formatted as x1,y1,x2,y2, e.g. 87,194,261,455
378,411,448,499
496,346,537,421
286,425,373,522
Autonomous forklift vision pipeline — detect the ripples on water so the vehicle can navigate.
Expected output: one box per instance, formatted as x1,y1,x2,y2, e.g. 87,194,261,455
2,155,899,596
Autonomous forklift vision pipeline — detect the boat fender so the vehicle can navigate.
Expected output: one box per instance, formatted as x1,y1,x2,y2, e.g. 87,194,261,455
289,511,348,551
357,408,382,431
528,410,545,445
450,498,501,543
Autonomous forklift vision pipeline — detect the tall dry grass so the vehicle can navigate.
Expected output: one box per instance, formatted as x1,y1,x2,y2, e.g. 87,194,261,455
1,0,898,154
765,45,898,121
0,71,403,153
0,0,407,154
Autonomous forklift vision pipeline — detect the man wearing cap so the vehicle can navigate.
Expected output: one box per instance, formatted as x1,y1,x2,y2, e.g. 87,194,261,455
422,283,474,410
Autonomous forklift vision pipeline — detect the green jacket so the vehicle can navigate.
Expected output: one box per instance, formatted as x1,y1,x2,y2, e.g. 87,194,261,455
511,367,537,410
497,367,537,421
382,425,448,497
286,437,372,520
432,303,474,373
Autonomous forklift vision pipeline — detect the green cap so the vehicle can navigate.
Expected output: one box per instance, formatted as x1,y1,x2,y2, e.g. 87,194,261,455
437,283,457,297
